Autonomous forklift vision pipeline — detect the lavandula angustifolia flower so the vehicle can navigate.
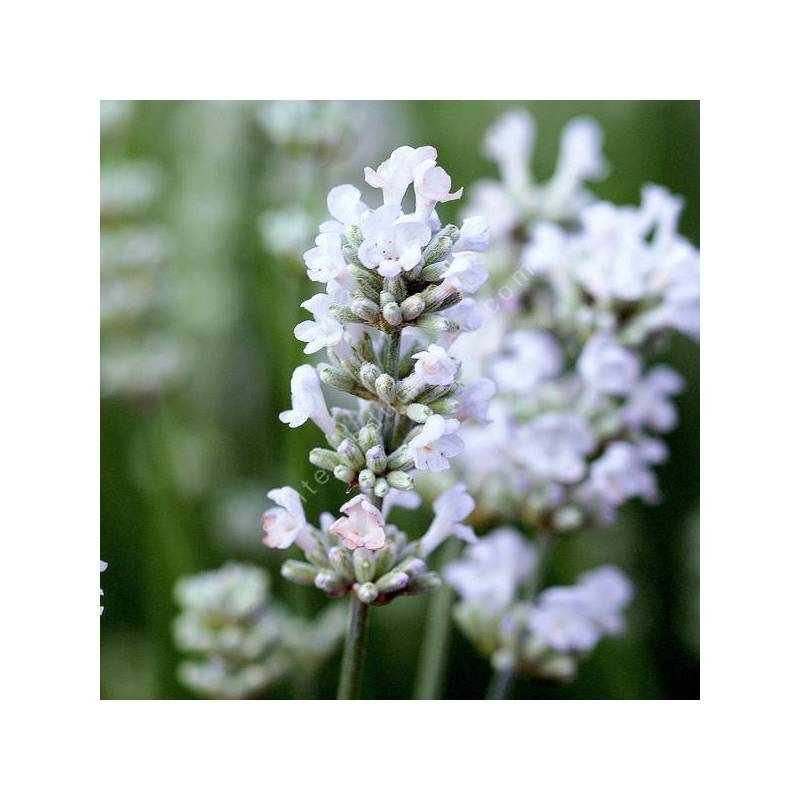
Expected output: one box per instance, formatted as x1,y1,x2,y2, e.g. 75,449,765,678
260,145,492,698
411,110,696,698
173,562,346,699
436,109,700,533
446,528,633,688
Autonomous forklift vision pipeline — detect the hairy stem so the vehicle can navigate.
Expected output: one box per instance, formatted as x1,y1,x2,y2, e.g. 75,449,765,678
413,537,459,699
381,330,402,447
337,593,371,699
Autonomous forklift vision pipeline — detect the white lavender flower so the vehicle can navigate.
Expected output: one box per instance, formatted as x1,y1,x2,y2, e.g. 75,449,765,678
263,144,490,612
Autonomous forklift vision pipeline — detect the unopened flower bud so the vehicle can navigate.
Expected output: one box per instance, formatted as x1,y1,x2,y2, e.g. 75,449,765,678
379,290,396,308
337,439,365,470
374,374,397,404
364,444,387,474
406,403,433,423
333,464,355,484
357,582,379,604
423,228,457,265
373,477,390,497
319,364,358,393
374,540,397,576
386,444,414,471
329,304,363,324
376,570,409,594
358,469,376,490
314,569,347,594
415,313,459,335
359,362,381,391
309,448,341,471
354,275,381,304
358,422,381,451
351,297,381,323
382,302,402,327
346,224,364,246
400,295,426,321
281,560,319,586
353,548,376,582
396,373,426,403
395,556,427,576
419,260,449,282
428,397,461,415
328,547,355,581
420,282,460,312
407,571,442,595
386,470,414,491
347,262,382,290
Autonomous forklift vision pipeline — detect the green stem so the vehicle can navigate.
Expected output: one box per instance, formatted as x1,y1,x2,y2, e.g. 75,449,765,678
487,533,555,701
381,330,402,447
337,593,371,699
413,537,459,699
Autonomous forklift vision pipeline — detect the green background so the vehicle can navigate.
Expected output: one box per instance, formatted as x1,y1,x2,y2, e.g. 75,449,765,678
101,100,699,700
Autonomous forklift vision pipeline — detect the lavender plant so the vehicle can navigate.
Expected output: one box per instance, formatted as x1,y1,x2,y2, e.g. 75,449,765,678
173,562,346,699
418,109,698,697
260,145,492,699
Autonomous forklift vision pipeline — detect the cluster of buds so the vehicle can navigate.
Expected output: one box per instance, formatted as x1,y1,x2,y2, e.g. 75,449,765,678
425,109,699,531
446,528,633,682
262,144,492,604
173,562,346,699
266,484,476,606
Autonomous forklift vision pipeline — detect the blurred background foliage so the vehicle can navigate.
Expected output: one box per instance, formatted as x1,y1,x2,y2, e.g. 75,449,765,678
100,100,699,699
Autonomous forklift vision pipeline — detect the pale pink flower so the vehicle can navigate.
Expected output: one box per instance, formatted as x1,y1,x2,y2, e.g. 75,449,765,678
329,495,386,551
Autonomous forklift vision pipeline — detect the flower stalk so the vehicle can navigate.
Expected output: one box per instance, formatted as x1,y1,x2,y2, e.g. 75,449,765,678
337,594,371,699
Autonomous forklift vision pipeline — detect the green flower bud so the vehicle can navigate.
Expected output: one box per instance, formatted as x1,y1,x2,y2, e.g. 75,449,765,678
414,313,459,335
373,477,390,498
407,571,442,595
419,260,449,282
386,444,414,471
374,540,398,577
406,402,433,423
374,374,397,404
420,282,460,312
347,224,365,248
314,569,347,594
281,560,319,586
396,373,426,404
355,275,381,304
337,439,366,470
333,464,355,484
384,275,407,302
309,448,342,472
386,470,414,491
379,290,396,308
358,469,376,490
353,549,376,582
328,547,355,581
329,304,363,324
422,230,456,265
428,397,461,415
365,445,387,474
357,582,379,604
382,302,403,327
400,294,426,321
351,297,381,323
319,364,358,393
359,362,381,391
394,556,427,576
375,570,409,594
357,422,381,451
347,262,382,291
